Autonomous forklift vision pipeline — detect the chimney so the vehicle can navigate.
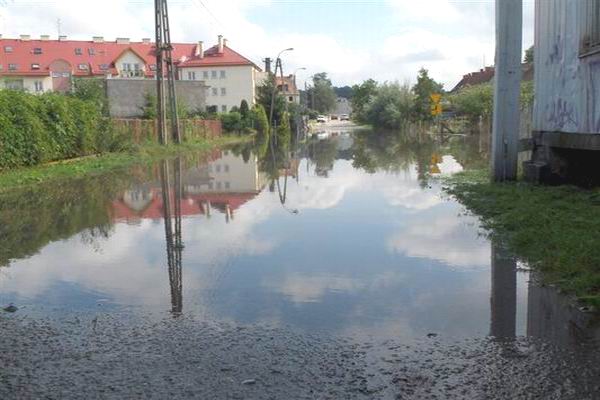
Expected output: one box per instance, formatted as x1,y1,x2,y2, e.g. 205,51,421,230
142,38,151,44
40,35,50,41
217,35,224,53
116,37,130,44
195,41,204,58
223,38,228,48
59,35,67,41
93,36,104,43
264,57,272,73
20,34,31,41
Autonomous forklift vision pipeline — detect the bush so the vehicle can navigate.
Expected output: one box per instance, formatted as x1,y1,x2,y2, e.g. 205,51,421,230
364,82,414,129
448,84,494,122
219,111,244,133
0,89,125,169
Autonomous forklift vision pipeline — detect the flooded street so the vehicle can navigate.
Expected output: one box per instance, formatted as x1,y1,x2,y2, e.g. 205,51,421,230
1,129,599,399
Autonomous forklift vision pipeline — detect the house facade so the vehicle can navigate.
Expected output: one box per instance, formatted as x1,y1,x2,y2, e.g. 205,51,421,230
177,36,262,112
0,34,261,114
526,0,600,184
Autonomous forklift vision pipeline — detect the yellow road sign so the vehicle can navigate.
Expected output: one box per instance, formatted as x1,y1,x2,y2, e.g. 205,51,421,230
430,93,442,104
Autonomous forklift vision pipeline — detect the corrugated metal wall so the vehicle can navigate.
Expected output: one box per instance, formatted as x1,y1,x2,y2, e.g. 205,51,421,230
534,0,600,134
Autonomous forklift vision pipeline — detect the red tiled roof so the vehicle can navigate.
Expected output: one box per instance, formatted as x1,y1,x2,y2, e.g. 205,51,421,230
0,38,259,77
450,67,495,93
111,188,257,223
177,44,260,70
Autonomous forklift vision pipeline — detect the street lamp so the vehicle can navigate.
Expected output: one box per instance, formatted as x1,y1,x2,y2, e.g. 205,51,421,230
269,47,294,130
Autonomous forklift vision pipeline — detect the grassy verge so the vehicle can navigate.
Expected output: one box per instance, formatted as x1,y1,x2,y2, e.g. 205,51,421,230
443,170,600,308
0,135,250,193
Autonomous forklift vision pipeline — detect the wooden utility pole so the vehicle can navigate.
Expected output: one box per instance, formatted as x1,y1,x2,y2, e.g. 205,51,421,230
155,0,181,144
492,0,522,181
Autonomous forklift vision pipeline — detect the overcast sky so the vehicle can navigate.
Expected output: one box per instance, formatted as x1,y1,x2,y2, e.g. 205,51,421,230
0,0,534,89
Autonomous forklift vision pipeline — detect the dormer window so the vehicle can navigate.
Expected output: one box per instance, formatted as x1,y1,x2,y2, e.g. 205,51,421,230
4,46,13,53
75,48,82,55
99,64,109,71
88,48,96,55
8,64,18,71
78,63,89,70
33,48,42,55
31,63,41,70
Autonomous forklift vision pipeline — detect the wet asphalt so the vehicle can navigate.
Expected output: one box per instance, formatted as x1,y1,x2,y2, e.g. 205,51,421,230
2,312,599,400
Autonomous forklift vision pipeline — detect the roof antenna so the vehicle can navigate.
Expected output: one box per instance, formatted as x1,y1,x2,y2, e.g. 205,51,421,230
56,18,62,38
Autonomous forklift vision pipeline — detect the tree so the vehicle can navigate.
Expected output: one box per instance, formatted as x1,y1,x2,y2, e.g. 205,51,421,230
250,104,270,156
256,74,287,126
334,85,353,99
351,79,378,124
365,82,414,129
310,72,336,114
239,99,250,119
524,45,534,64
220,112,243,133
141,92,157,120
411,68,444,122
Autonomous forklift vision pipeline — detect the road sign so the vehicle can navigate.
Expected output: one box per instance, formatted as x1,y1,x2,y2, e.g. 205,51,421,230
430,93,442,116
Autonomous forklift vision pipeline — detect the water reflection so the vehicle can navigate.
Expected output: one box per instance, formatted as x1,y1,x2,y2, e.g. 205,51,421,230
0,131,597,350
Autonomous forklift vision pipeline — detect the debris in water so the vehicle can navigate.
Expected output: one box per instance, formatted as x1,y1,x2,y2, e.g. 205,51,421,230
242,379,256,385
2,304,18,313
427,333,438,338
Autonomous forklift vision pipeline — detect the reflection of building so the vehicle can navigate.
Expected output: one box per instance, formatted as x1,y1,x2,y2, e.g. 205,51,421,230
112,150,267,223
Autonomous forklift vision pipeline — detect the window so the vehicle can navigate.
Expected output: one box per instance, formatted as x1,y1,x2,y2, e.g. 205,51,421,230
211,70,217,79
224,165,229,173
99,64,109,71
220,87,226,96
5,79,24,90
224,182,230,189
8,63,17,71
88,48,96,55
220,70,226,79
289,96,294,102
221,105,227,112
149,64,157,71
203,71,209,79
33,48,42,55
75,48,82,55
212,87,218,96
216,182,222,190
187,71,196,80
31,63,40,70
34,81,44,92
78,63,89,70
582,0,600,56
4,46,13,53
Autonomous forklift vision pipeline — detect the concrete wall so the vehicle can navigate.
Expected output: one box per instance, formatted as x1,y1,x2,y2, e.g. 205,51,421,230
178,65,257,112
106,78,208,118
534,0,600,134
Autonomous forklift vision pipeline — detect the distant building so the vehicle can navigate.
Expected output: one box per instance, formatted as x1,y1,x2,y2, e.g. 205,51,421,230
450,64,534,93
0,34,261,113
178,35,263,112
526,0,600,184
275,74,300,104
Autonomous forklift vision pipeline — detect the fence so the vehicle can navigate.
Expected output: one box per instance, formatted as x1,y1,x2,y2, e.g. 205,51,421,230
111,119,222,144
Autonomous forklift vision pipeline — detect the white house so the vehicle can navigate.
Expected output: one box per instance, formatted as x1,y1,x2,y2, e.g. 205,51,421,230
177,35,262,113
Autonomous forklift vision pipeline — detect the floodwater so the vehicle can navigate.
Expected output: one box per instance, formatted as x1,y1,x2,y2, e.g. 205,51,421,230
1,127,599,399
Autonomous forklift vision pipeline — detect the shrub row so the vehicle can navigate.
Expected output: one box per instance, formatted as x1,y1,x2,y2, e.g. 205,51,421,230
0,89,128,169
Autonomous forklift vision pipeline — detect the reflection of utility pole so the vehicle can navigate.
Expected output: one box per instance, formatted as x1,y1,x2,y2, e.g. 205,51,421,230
490,240,517,340
160,159,183,315
154,0,181,145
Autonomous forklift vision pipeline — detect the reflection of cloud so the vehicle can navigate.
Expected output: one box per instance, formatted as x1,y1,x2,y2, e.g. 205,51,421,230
387,213,490,269
267,274,363,303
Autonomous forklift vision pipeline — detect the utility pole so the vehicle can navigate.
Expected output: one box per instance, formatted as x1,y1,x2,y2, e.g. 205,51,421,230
492,0,522,181
155,0,181,145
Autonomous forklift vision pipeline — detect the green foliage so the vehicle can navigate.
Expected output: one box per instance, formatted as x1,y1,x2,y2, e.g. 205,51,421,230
0,89,121,169
351,79,378,124
141,92,157,120
445,171,600,307
220,111,244,133
276,111,292,148
364,82,415,130
411,68,444,122
524,45,534,64
239,99,250,119
71,78,108,116
256,74,287,124
309,72,337,114
448,83,494,122
334,85,353,99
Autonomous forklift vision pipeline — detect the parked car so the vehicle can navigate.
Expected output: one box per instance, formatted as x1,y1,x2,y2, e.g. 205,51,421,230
330,114,339,120
316,115,327,123
340,114,350,121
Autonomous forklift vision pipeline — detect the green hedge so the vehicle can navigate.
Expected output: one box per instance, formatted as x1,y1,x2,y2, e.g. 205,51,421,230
0,89,126,169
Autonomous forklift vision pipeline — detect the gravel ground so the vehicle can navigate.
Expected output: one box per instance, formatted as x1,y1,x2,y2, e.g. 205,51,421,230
1,313,599,400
